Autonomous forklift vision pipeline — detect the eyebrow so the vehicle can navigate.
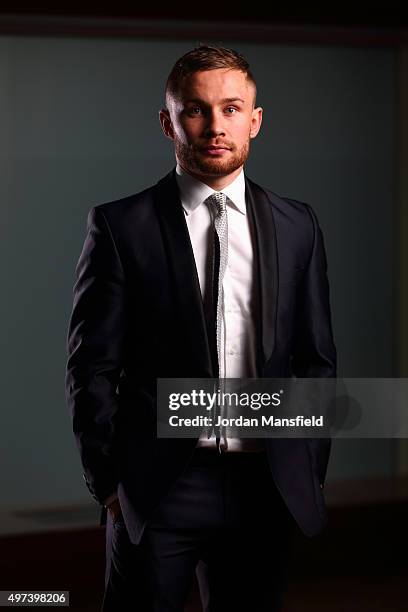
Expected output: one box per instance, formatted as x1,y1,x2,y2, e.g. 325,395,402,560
185,97,245,105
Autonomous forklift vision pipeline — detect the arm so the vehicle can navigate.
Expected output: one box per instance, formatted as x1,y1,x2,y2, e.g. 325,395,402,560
65,207,126,505
104,492,119,506
292,204,336,379
292,204,337,486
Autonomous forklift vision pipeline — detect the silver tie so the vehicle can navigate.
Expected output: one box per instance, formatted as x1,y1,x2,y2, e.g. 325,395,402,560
206,192,228,368
205,192,228,449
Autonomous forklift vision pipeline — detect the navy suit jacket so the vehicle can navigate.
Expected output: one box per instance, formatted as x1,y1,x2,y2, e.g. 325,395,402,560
65,168,337,545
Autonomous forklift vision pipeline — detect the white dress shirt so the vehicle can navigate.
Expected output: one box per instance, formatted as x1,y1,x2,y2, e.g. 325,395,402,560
175,163,264,452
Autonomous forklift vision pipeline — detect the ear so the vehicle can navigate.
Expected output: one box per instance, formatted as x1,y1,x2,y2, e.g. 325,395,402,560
250,106,263,139
159,108,175,140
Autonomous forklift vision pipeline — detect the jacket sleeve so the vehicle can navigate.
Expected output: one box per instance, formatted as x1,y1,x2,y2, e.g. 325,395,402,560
292,203,337,379
291,203,337,486
65,206,126,505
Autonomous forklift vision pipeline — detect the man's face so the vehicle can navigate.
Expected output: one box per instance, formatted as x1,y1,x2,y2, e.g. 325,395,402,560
160,68,263,182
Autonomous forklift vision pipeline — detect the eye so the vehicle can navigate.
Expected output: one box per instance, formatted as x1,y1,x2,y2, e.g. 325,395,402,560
225,107,237,114
187,106,202,115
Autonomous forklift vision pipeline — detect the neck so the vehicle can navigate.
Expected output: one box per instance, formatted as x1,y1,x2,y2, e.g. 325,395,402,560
178,163,243,191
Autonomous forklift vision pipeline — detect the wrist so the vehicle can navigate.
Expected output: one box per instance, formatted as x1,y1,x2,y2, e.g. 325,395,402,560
103,492,119,508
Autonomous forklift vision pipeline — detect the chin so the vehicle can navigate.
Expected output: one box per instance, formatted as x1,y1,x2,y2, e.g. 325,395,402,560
197,162,231,176
193,156,241,176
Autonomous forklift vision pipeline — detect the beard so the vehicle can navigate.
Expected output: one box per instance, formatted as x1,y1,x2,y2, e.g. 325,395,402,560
174,134,251,178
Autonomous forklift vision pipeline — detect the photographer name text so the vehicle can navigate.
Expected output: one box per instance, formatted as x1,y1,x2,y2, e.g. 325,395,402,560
168,415,324,428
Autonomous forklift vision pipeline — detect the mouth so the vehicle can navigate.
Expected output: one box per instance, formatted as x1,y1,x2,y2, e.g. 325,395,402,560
200,146,231,156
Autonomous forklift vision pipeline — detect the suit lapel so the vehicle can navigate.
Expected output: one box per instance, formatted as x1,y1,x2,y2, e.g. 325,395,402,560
153,169,214,377
245,176,279,370
152,169,278,377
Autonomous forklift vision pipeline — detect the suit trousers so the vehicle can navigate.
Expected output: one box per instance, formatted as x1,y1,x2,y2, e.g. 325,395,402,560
101,447,296,612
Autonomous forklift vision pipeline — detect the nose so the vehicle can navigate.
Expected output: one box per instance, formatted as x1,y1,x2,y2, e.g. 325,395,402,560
203,109,225,138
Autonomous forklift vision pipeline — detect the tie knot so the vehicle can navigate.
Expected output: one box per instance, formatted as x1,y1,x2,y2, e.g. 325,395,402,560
205,192,227,217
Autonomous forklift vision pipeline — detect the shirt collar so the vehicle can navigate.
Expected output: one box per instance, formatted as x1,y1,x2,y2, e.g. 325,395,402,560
175,162,247,216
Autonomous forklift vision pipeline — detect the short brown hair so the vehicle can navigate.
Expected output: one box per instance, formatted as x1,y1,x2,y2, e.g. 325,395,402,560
165,44,257,107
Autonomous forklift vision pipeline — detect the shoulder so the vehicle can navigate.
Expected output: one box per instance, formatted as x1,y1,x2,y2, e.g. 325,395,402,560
91,184,155,224
84,171,174,237
246,175,320,234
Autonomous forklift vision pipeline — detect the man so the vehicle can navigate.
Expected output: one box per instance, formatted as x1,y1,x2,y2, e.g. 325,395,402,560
65,45,336,611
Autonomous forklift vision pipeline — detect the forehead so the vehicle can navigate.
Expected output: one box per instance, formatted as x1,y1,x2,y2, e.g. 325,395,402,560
177,68,253,102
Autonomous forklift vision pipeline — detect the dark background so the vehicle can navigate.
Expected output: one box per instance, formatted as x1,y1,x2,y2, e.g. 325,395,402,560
1,7,407,611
